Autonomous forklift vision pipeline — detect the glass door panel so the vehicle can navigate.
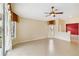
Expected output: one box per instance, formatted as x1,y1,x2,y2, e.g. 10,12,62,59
0,3,3,56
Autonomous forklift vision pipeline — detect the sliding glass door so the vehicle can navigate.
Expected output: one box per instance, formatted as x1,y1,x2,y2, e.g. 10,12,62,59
0,3,3,56
4,3,12,56
0,3,13,56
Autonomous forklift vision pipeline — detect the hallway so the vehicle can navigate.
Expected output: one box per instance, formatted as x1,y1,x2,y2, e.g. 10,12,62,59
7,38,79,56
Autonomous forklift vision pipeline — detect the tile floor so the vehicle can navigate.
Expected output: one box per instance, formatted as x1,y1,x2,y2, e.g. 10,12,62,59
7,38,79,56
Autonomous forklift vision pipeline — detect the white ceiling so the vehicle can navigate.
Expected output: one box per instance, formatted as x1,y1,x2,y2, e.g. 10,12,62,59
11,3,79,21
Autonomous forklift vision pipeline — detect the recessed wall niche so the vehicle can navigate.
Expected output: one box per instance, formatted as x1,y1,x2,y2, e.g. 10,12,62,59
48,20,55,25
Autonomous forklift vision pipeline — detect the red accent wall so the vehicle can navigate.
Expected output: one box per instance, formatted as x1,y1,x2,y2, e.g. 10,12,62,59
66,23,79,35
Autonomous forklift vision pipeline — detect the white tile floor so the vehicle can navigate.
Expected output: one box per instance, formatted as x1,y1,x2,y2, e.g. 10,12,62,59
7,38,79,56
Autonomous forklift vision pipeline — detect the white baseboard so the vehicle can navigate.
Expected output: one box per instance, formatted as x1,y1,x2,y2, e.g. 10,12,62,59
48,36,70,42
13,34,71,46
54,37,70,42
12,36,48,46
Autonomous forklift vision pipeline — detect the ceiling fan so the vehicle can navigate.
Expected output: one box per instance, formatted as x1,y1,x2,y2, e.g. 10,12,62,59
45,6,63,17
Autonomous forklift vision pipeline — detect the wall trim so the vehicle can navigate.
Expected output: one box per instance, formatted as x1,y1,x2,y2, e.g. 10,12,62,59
12,35,71,47
12,36,48,47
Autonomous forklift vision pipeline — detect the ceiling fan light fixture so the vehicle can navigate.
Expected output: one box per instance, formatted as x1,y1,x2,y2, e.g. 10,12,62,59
45,6,63,17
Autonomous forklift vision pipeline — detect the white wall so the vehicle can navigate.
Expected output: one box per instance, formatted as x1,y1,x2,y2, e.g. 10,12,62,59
54,18,79,41
13,17,49,45
13,17,79,45
55,18,79,41
65,18,79,24
48,24,70,41
54,32,70,41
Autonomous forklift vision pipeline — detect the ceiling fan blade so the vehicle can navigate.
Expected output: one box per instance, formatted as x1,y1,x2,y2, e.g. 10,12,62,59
45,14,51,17
44,6,63,17
55,9,58,11
55,12,63,14
44,12,49,14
